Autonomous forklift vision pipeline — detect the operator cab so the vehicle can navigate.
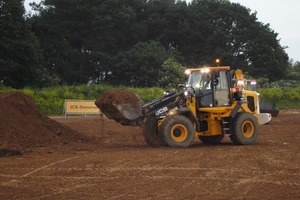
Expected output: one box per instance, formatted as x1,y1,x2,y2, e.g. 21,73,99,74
186,67,231,108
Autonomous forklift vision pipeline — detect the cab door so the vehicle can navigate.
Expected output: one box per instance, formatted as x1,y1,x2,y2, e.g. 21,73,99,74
214,70,231,106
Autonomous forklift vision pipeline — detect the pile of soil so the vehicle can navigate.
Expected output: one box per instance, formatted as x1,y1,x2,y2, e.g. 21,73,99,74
95,90,144,125
0,91,96,155
95,89,140,106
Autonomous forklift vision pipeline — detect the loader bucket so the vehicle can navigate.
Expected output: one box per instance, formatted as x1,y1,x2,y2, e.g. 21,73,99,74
95,90,144,126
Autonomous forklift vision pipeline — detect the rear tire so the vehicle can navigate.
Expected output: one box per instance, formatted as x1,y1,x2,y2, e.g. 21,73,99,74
230,112,259,145
143,114,164,147
159,115,194,148
199,135,224,144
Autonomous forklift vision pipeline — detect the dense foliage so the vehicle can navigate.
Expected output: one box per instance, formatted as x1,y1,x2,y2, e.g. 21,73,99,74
0,0,44,88
1,0,292,89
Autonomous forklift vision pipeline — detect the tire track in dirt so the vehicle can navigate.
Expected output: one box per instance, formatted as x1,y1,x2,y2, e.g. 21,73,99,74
143,175,299,187
2,165,299,177
16,166,296,177
22,156,79,177
32,183,97,200
0,156,79,187
1,167,298,187
10,182,98,200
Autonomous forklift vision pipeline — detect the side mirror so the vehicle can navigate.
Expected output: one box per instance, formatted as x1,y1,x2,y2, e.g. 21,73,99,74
178,83,190,93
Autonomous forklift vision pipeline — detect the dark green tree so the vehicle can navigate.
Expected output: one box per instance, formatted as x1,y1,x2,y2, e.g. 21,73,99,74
31,0,148,85
174,0,289,81
159,57,185,88
28,0,289,86
111,41,169,87
0,0,45,88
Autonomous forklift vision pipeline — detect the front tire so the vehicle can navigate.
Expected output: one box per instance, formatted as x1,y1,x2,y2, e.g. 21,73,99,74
158,115,194,148
230,112,259,145
143,114,164,147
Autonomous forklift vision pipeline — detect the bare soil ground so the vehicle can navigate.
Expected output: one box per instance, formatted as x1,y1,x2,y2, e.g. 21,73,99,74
0,110,299,200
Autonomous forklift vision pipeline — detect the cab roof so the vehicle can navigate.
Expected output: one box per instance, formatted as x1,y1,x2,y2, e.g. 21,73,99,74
187,66,230,72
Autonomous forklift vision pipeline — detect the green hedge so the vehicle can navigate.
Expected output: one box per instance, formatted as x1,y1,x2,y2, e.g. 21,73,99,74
258,87,300,109
1,85,300,115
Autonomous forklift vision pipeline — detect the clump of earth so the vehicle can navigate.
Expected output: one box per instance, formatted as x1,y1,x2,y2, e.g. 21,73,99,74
95,90,144,126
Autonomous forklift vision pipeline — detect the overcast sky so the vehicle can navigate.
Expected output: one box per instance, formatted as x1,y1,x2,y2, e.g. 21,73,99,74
229,0,300,62
24,0,300,62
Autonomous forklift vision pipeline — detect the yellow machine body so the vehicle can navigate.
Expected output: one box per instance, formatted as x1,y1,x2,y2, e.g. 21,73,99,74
158,66,260,138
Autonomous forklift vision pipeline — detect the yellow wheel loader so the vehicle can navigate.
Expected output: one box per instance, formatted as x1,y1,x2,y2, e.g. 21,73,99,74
96,66,271,148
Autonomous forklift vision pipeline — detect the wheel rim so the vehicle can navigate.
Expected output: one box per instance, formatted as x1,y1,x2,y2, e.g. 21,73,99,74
170,124,188,142
242,120,254,138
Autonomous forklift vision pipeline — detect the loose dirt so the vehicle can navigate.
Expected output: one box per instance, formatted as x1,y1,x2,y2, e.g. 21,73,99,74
0,92,98,154
95,89,143,125
95,89,140,107
0,96,299,199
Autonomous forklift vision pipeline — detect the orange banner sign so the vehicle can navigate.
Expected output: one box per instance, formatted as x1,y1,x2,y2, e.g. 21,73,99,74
64,100,101,115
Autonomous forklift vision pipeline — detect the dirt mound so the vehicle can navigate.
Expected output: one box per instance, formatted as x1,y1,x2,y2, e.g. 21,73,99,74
95,90,144,126
95,89,140,106
0,91,96,155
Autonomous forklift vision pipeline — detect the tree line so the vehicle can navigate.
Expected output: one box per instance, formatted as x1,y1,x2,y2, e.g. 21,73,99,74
1,0,298,89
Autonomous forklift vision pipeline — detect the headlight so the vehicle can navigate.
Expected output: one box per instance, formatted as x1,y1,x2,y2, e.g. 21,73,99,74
185,70,191,75
201,68,210,73
237,80,245,85
184,91,189,96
